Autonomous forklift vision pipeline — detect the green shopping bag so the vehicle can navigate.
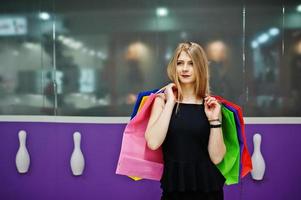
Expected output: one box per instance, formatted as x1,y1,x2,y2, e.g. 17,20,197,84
216,105,240,185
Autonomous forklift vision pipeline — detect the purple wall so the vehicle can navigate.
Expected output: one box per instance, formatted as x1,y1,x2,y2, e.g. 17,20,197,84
0,122,300,200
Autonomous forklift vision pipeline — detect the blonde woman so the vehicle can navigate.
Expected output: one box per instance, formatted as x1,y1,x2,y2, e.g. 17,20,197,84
145,42,226,200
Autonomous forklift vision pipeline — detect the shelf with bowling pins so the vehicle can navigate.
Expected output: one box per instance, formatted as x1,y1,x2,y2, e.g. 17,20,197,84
15,129,266,180
15,130,85,176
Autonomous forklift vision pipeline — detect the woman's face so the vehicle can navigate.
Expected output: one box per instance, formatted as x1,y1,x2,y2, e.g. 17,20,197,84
176,51,196,85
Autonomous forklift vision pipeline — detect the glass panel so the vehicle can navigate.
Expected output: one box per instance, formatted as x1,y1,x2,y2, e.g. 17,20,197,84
282,3,301,116
245,1,301,116
51,1,244,116
0,0,300,117
52,1,155,116
0,1,55,115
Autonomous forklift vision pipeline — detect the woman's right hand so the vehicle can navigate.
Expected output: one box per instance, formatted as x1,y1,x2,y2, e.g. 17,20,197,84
163,83,177,104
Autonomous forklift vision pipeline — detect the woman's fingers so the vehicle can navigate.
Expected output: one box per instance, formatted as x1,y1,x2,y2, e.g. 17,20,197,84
205,96,218,108
206,96,216,101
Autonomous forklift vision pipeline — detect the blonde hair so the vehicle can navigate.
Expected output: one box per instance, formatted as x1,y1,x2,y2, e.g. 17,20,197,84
166,42,211,114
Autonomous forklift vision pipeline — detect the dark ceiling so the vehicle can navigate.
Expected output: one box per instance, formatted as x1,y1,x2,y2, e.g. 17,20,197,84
0,0,300,13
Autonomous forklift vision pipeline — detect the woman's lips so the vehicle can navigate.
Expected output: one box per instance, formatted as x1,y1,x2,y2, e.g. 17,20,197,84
181,75,191,78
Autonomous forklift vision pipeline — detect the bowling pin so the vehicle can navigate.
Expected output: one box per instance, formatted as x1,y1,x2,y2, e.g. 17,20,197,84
70,131,85,176
15,130,30,173
251,133,266,180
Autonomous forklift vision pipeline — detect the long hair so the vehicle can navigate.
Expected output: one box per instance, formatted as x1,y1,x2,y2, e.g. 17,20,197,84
166,42,211,114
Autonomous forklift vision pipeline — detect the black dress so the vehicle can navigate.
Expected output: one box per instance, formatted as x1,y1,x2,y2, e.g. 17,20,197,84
160,101,226,200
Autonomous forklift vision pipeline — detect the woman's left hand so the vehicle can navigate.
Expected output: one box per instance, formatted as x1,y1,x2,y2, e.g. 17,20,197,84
204,96,221,121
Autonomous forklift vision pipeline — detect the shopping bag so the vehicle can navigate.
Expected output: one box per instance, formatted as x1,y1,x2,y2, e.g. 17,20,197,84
216,105,240,185
214,96,252,178
130,89,159,119
222,104,244,180
116,90,164,181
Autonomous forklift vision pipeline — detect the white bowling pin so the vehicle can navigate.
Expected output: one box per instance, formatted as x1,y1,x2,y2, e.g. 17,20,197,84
15,130,30,173
251,133,266,180
70,132,85,176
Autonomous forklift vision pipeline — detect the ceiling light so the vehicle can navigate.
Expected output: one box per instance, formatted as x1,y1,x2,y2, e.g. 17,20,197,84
39,12,50,20
156,7,169,17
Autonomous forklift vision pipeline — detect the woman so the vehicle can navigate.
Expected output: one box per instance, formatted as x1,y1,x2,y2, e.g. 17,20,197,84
145,42,226,200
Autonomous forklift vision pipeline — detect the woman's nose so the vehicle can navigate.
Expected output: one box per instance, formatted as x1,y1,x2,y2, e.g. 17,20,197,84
182,64,189,71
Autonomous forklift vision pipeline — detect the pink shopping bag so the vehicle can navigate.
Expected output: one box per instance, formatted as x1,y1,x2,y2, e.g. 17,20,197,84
116,91,164,181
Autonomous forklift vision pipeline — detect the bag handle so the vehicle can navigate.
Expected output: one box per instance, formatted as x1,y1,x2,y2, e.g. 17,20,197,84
154,86,165,94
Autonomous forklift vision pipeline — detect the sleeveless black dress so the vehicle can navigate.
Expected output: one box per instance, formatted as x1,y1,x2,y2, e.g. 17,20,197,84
160,101,226,200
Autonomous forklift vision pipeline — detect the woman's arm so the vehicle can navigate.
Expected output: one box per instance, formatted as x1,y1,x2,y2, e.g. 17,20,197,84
204,96,226,164
145,94,175,150
208,112,226,164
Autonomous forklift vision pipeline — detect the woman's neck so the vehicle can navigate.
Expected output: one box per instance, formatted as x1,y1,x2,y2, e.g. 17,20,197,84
180,84,202,103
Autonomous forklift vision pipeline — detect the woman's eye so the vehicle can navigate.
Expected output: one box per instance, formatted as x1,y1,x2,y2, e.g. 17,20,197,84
177,62,183,65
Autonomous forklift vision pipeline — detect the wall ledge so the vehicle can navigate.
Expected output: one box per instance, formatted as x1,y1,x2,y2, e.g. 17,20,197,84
0,116,300,124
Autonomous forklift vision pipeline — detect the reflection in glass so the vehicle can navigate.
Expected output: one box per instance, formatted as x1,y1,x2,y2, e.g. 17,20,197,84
0,1,300,116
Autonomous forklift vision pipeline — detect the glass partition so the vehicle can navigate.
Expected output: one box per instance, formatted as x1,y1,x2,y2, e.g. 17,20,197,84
0,0,300,116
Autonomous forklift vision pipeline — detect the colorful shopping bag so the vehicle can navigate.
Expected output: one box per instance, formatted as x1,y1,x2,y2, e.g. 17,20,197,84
116,90,164,181
128,94,157,181
214,96,252,178
130,89,159,119
223,104,244,180
216,105,240,185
